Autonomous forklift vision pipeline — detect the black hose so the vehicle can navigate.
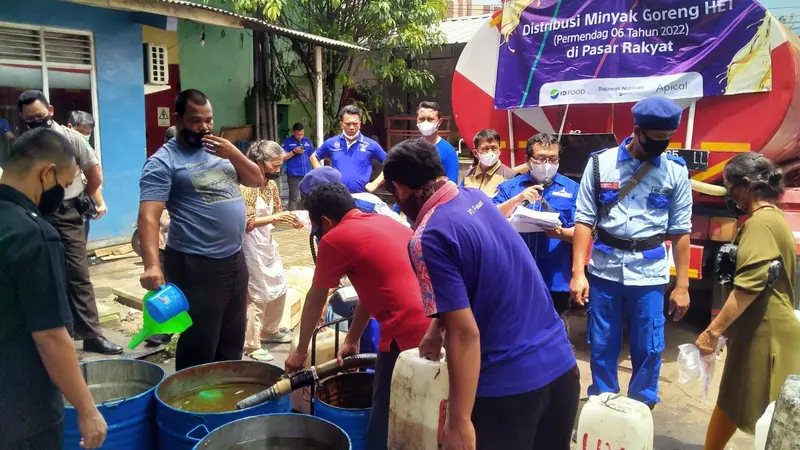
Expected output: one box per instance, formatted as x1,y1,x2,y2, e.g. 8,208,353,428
309,232,317,264
236,354,377,410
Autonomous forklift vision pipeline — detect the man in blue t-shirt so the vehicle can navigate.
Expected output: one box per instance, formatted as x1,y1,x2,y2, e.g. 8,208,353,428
494,133,579,321
384,139,579,450
282,122,315,210
138,89,265,371
310,105,386,193
416,101,459,183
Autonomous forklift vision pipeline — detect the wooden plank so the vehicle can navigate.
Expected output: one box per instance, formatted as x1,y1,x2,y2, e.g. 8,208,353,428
114,289,144,311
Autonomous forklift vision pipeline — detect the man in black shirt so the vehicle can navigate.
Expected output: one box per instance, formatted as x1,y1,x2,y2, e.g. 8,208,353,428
0,129,106,449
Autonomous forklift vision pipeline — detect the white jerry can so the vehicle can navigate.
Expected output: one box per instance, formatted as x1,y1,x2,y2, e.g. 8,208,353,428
388,348,449,450
289,328,348,414
576,393,654,450
755,401,776,450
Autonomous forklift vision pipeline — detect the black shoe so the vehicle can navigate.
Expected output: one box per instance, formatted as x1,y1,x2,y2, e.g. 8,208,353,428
83,336,124,355
145,334,173,347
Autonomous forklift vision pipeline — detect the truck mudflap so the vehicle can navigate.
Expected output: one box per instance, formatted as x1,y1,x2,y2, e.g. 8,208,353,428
582,242,704,280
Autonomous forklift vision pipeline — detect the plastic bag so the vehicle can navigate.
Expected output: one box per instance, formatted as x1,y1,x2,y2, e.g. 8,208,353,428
677,338,727,398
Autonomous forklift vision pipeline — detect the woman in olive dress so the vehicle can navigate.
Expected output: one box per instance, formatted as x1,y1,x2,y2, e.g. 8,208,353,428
697,153,800,449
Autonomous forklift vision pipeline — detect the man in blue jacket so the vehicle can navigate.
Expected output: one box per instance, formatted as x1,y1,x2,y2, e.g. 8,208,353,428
282,122,314,210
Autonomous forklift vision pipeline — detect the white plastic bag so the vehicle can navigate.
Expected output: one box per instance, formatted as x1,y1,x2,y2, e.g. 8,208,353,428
677,338,727,398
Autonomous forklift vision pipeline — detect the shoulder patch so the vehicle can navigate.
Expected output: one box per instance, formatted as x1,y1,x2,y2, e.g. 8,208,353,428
666,153,686,166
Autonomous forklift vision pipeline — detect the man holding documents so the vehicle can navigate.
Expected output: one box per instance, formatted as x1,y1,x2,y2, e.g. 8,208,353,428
494,133,578,317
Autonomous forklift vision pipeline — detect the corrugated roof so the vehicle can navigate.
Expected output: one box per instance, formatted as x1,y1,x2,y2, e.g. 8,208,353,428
438,14,492,44
65,0,366,51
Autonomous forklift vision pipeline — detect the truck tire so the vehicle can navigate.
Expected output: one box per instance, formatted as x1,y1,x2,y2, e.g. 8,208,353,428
131,228,142,257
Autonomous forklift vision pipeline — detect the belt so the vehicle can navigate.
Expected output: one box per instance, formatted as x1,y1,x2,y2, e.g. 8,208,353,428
595,228,665,253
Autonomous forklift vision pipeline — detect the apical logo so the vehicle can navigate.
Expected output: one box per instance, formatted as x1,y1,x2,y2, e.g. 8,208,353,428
549,89,560,99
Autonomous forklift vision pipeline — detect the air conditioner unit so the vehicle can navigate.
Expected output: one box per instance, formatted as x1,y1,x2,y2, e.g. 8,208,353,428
145,43,168,85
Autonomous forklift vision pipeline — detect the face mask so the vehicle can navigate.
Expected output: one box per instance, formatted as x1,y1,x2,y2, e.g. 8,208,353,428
417,121,438,137
181,128,210,148
529,162,559,182
724,192,748,217
83,134,92,144
265,172,281,181
38,169,65,215
639,134,670,159
478,152,499,167
343,130,359,140
26,115,52,130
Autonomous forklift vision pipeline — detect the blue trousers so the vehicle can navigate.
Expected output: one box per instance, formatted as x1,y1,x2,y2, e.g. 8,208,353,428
587,275,666,405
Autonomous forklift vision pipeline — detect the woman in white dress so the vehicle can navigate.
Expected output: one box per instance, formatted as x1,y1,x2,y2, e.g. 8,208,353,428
241,140,302,361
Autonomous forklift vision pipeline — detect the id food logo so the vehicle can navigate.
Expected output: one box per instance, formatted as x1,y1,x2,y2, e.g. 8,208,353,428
550,88,585,100
550,88,560,100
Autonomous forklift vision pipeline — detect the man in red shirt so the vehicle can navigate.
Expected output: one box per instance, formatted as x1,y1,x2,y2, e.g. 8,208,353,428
285,182,431,450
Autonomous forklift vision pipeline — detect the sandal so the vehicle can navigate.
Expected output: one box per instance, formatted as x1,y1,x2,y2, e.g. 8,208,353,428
262,330,293,344
248,348,274,362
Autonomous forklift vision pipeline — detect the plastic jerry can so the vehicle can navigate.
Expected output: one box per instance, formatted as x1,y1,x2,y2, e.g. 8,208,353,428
755,401,776,450
576,393,654,450
289,328,348,414
388,348,449,450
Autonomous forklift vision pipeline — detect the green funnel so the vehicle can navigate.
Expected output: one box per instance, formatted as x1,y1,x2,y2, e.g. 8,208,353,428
128,290,193,350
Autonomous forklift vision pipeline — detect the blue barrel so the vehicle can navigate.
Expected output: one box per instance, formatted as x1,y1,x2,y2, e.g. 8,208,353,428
155,360,291,450
314,372,373,450
192,414,351,449
359,318,380,354
63,359,165,450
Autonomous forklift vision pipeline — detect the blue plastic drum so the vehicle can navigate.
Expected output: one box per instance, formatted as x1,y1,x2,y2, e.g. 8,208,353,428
314,372,373,450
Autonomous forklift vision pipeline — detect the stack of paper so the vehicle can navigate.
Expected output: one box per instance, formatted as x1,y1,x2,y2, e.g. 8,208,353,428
508,206,561,233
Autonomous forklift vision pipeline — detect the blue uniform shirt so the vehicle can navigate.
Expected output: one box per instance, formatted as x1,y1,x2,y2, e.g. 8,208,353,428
282,136,314,177
493,172,579,292
409,186,575,397
574,137,693,286
435,138,460,183
314,133,386,193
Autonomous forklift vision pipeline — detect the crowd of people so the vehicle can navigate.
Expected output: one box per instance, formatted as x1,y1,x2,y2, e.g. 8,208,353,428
1,86,799,450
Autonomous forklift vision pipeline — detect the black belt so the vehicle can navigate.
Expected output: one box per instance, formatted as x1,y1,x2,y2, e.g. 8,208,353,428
595,228,665,253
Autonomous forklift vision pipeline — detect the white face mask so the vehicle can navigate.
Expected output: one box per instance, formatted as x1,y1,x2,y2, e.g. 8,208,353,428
343,130,359,140
529,162,559,182
478,152,499,167
417,121,438,137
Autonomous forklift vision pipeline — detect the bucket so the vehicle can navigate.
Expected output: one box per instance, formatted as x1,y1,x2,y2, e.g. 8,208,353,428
63,359,165,450
314,372,373,450
191,413,351,449
145,283,189,323
156,361,291,450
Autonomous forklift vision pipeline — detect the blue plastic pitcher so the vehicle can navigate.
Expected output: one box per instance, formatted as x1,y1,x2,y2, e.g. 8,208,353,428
145,283,188,324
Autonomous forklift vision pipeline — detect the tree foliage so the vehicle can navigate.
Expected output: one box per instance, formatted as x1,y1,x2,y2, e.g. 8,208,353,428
212,0,447,135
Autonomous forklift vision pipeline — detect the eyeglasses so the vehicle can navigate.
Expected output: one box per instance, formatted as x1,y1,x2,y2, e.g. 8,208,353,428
531,157,560,164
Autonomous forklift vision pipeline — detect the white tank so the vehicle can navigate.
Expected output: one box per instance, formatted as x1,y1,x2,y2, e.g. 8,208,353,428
289,328,348,414
576,393,654,450
755,401,776,450
388,348,449,450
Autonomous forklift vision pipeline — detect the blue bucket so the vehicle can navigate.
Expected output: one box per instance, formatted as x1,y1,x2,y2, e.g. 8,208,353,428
63,359,165,450
155,361,291,450
145,283,189,324
191,413,351,449
314,372,373,450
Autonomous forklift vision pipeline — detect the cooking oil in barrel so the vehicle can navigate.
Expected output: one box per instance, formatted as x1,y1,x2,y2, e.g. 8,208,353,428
231,438,335,449
167,383,268,413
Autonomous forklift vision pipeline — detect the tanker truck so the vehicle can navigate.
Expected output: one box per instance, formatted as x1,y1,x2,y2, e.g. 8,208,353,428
451,3,800,320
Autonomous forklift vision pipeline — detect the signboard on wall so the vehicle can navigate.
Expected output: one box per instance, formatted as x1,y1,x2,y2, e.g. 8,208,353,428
157,107,170,127
494,0,774,109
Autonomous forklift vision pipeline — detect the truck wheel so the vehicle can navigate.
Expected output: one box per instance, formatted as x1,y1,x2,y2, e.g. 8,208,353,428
131,229,142,257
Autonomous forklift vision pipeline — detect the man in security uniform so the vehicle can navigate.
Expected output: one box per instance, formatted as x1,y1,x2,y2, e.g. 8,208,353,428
570,96,692,407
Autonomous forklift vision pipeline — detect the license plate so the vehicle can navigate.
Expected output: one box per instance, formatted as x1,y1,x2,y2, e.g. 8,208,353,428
667,149,709,172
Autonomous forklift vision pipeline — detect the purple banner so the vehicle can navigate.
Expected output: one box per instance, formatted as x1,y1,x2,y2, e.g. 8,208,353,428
494,0,772,109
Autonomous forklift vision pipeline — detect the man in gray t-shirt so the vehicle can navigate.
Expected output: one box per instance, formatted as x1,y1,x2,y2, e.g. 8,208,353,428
17,90,120,355
138,89,264,370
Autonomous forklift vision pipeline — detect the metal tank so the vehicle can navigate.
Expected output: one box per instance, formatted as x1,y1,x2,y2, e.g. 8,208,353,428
63,359,165,450
155,360,291,450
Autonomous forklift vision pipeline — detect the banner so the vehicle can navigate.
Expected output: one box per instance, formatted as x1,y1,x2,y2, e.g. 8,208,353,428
494,0,773,109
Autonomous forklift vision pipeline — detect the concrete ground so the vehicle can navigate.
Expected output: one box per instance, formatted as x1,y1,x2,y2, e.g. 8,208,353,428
87,227,754,450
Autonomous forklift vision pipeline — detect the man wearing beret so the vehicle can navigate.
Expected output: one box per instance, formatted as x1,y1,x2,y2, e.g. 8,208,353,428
569,96,693,408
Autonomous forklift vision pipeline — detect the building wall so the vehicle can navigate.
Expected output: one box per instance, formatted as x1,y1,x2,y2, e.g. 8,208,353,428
0,0,147,243
762,0,800,34
178,21,253,129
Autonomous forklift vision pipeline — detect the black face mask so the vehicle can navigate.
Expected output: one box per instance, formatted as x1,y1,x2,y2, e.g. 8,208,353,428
265,172,281,181
26,115,52,130
39,169,65,215
639,134,670,159
181,129,210,148
724,193,748,217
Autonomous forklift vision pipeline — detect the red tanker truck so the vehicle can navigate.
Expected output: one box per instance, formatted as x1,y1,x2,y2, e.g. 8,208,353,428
451,7,800,319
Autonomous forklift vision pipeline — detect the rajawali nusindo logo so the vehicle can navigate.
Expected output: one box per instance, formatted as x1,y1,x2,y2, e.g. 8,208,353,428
538,73,703,106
